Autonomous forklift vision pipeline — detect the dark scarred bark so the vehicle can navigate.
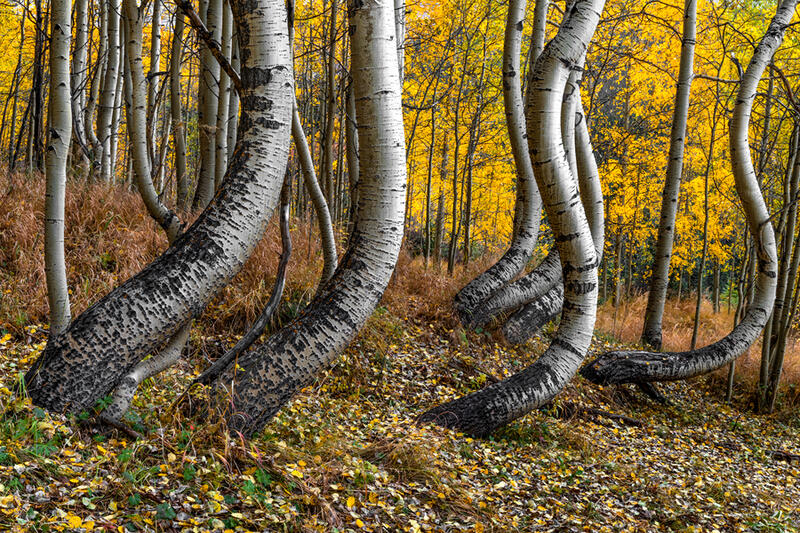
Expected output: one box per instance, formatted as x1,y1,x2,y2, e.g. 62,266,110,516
24,0,293,413
502,284,563,344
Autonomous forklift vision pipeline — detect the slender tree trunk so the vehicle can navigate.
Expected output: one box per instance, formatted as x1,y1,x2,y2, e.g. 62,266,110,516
171,12,189,211
292,101,338,283
44,0,73,337
70,0,90,174
123,0,182,241
218,0,406,437
420,0,603,436
321,0,339,206
582,0,791,385
25,0,294,414
192,0,222,209
214,0,233,188
98,0,121,181
147,0,163,170
641,0,697,349
227,37,240,162
345,76,360,233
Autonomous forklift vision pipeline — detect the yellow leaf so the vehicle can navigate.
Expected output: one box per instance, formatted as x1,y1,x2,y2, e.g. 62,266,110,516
66,514,82,528
346,496,355,508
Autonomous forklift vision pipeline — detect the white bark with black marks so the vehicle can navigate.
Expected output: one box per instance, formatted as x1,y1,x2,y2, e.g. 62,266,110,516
45,0,72,337
453,0,542,325
25,0,294,414
218,0,406,437
641,0,697,349
419,0,603,437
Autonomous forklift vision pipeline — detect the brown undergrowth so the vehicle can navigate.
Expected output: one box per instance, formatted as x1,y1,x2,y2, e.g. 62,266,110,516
2,171,798,399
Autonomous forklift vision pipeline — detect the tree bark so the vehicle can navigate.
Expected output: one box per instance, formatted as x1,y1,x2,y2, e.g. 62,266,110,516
25,0,294,414
582,0,792,386
98,0,121,181
419,0,603,437
641,0,697,349
292,101,338,283
193,0,222,210
214,0,233,189
217,0,406,437
171,12,189,211
44,0,73,337
123,0,182,241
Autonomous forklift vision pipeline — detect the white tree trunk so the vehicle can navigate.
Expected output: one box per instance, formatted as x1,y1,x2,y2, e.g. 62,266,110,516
582,0,793,386
218,0,406,437
25,0,294,414
419,0,603,437
193,0,222,209
123,0,182,241
98,0,121,181
641,0,697,349
44,0,72,337
171,12,189,211
70,0,89,169
215,0,233,188
292,102,338,283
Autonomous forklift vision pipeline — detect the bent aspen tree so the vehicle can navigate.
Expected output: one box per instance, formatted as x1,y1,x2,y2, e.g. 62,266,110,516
419,0,603,437
581,0,794,386
640,0,697,350
122,0,182,242
44,0,72,337
24,0,293,414
216,0,406,437
452,0,543,325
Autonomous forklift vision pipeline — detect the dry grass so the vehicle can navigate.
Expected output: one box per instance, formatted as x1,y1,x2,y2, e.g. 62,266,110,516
0,171,494,337
3,170,798,397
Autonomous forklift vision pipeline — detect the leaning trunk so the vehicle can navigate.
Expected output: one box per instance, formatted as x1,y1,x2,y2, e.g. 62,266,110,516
217,0,406,437
419,0,603,437
25,0,294,413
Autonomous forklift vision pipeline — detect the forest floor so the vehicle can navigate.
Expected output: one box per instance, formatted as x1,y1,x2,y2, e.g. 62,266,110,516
1,175,799,531
1,308,799,532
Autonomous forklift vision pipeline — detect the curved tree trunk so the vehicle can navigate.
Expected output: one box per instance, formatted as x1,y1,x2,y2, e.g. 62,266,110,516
44,0,72,337
581,0,792,386
503,94,604,344
122,0,182,242
24,0,294,414
452,0,543,325
292,101,338,284
196,179,291,386
640,0,697,349
419,0,603,437
216,0,406,437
